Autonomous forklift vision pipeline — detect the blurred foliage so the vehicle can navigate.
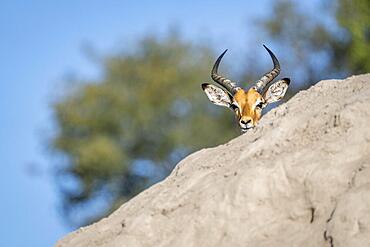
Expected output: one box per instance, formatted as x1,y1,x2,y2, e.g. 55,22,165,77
259,0,369,91
337,0,370,73
50,0,369,226
51,34,239,225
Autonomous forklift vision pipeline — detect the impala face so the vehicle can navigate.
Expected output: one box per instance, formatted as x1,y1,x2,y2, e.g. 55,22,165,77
233,88,264,131
202,45,290,132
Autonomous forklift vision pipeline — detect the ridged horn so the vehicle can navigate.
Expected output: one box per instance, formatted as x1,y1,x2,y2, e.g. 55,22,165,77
254,45,281,91
211,49,240,95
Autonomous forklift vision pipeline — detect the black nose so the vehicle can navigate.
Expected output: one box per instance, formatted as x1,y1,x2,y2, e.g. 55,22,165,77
240,119,252,125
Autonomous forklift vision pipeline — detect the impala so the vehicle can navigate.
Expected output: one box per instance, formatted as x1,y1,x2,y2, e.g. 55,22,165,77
202,45,290,132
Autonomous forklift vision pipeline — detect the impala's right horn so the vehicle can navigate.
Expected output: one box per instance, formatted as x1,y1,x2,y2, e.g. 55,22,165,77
211,49,241,95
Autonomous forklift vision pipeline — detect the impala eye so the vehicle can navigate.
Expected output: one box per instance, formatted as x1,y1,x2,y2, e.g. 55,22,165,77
230,104,238,111
256,102,264,109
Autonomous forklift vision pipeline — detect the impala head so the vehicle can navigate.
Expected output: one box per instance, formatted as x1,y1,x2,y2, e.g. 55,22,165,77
202,45,290,132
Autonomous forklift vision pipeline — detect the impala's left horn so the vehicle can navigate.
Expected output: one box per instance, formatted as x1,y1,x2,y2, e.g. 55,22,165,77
254,45,281,92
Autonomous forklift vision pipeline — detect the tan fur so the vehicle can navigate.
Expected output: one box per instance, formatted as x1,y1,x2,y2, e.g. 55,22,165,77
233,88,264,126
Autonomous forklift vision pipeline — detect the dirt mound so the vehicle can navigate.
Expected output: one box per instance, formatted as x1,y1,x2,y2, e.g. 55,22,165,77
56,74,370,247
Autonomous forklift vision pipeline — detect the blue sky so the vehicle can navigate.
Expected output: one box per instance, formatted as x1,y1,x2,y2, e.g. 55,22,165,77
0,1,324,246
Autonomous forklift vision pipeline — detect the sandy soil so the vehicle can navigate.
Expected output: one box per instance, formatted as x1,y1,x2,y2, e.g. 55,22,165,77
56,74,370,247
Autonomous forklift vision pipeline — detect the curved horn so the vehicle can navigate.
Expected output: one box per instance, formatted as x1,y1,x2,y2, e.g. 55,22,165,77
211,49,240,95
254,45,281,91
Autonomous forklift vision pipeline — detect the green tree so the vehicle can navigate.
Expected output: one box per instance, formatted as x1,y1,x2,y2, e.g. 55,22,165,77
337,0,370,73
257,0,369,92
51,34,239,226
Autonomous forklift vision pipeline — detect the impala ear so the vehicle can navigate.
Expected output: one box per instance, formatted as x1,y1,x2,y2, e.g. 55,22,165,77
201,83,233,108
263,78,290,104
